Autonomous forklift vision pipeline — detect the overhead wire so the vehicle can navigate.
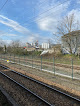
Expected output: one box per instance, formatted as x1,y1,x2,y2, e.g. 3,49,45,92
22,0,69,44
22,0,70,27
22,0,70,25
0,0,9,11
36,0,48,7
37,0,47,5
33,0,49,17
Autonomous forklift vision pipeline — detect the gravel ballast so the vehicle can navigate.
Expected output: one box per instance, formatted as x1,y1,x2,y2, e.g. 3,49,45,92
0,66,80,106
0,72,50,106
0,90,12,106
0,86,18,106
1,61,80,96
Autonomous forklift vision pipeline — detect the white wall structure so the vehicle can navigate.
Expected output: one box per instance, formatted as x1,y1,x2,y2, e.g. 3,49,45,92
42,43,49,49
61,30,80,54
40,50,48,56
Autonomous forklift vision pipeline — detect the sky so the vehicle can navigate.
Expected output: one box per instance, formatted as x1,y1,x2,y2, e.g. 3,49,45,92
0,0,80,45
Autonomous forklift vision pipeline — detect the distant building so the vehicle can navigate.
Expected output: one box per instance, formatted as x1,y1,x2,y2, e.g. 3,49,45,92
25,42,40,51
23,47,26,49
35,40,38,47
34,41,39,49
31,41,39,49
26,43,32,48
48,44,61,54
42,43,49,49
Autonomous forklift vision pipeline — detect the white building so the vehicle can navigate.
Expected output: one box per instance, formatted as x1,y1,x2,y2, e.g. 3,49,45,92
42,43,49,49
61,30,80,54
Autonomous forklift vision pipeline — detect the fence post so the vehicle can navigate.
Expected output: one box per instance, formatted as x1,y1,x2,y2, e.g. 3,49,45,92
71,58,73,80
24,54,25,65
26,56,27,65
19,55,20,64
53,57,55,75
32,54,33,68
5,54,7,60
41,56,42,70
14,54,15,63
2,55,3,59
1,54,2,60
10,54,11,62
3,53,5,60
4,54,6,60
4,54,5,60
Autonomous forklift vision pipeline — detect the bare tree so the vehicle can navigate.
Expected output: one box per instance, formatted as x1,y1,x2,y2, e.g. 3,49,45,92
7,40,23,55
0,40,5,53
57,13,80,54
10,40,21,48
47,38,53,48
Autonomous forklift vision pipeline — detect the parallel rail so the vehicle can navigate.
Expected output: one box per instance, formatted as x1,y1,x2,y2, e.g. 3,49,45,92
0,65,53,106
0,64,80,105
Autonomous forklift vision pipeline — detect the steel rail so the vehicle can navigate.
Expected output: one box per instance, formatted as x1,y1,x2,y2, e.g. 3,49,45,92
0,69,53,106
0,64,80,104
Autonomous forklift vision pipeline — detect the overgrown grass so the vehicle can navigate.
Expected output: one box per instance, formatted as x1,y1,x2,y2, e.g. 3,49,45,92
55,54,80,65
41,54,80,65
1,53,80,65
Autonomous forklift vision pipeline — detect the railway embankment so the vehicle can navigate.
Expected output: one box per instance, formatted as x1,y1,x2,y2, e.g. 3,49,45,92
0,65,80,106
0,61,80,98
0,86,18,106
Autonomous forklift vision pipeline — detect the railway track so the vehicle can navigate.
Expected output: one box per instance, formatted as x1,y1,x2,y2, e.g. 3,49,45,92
0,64,80,106
0,67,52,106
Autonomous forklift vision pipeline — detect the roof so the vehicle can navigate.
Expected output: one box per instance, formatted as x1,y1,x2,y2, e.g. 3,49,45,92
62,30,80,38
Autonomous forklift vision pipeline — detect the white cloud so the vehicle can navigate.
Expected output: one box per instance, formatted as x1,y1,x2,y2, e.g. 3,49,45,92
8,34,17,36
4,33,17,36
3,40,12,44
76,0,80,4
0,30,18,37
66,9,80,30
37,17,58,31
0,15,41,43
67,9,80,21
21,34,40,44
0,39,12,46
36,0,70,32
0,15,30,35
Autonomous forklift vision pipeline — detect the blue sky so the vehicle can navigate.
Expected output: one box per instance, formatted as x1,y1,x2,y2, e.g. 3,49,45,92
0,0,80,45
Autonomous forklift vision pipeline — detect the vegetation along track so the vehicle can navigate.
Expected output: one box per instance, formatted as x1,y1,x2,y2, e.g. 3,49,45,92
4,56,80,70
0,64,80,106
23,58,80,70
